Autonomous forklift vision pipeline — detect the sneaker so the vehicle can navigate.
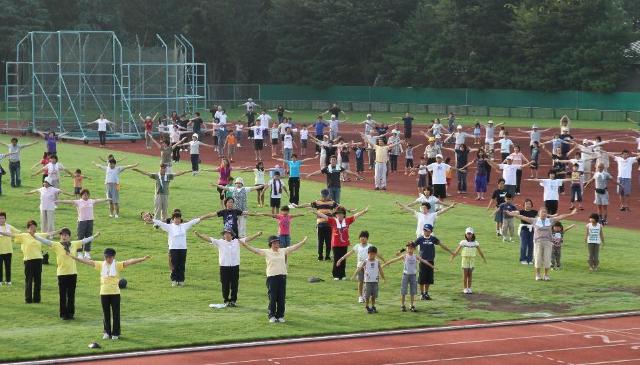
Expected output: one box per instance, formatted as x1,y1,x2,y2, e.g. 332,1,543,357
358,296,364,303
333,277,340,281
424,293,432,300
177,281,184,286
6,282,10,286
109,214,113,218
520,261,528,265
502,237,507,242
325,256,331,261
171,281,177,287
535,275,542,281
372,306,378,313
409,306,416,312
340,277,347,280
277,318,285,323
318,256,323,261
366,306,373,314
227,301,236,307
468,288,473,294
401,305,407,312
111,336,119,340
462,288,468,294
269,317,277,323
420,293,427,301
543,275,550,281
0,282,3,287
114,214,119,218
103,333,110,340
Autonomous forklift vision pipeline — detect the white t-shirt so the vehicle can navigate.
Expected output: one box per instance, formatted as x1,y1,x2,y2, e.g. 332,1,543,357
329,119,340,132
39,186,61,211
209,238,242,266
74,199,95,221
414,211,436,237
45,162,64,181
94,118,110,132
413,195,439,213
153,218,201,250
614,156,637,179
283,134,293,149
499,164,519,186
251,126,264,140
269,179,284,198
258,114,272,129
540,179,563,201
427,163,451,185
353,243,371,267
498,138,514,153
485,126,495,140
103,166,125,184
218,113,227,127
189,140,202,155
300,129,309,140
586,223,602,244
278,123,291,135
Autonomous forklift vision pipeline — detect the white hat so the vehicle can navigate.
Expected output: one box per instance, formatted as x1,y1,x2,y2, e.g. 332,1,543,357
145,115,152,120
248,98,253,102
234,177,244,185
436,154,443,159
532,124,538,129
583,138,590,145
488,120,494,124
456,125,462,129
192,133,198,138
44,176,53,185
465,227,474,234
331,114,336,119
506,155,513,160
366,114,372,118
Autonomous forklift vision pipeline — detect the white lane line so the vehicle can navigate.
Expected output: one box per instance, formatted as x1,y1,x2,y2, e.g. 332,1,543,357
561,321,640,341
544,324,576,333
577,359,640,365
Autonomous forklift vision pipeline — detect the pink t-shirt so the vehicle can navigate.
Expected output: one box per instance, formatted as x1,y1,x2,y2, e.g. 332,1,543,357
218,166,232,185
277,214,292,236
74,199,95,221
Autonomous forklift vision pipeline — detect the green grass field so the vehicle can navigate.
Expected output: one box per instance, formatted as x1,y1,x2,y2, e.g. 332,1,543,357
0,136,639,362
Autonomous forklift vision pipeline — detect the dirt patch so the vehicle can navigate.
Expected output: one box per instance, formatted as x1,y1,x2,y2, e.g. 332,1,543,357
466,293,571,314
594,287,640,296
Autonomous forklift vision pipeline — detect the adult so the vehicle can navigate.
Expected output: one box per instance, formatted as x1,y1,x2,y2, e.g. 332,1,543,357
274,154,316,205
414,223,453,300
239,98,260,112
427,154,461,199
177,134,214,174
402,112,414,139
494,133,514,162
131,165,190,222
323,103,347,119
606,149,638,211
299,189,338,261
312,206,369,280
25,177,71,234
517,199,538,265
445,125,474,149
151,136,185,174
307,155,360,204
508,208,577,281
270,105,292,123
584,163,614,225
55,189,110,258
240,235,308,323
257,110,273,142
328,115,344,141
388,130,403,174
145,210,215,286
461,148,491,200
217,177,264,238
33,154,72,188
312,116,329,154
481,120,504,154
93,159,138,218
508,145,530,194
361,114,376,136
488,156,532,197
518,124,552,151
443,144,472,194
558,128,574,159
205,157,233,208
139,113,159,149
36,131,68,155
187,112,205,141
244,106,257,139
0,137,38,187
527,171,571,215
368,137,402,190
87,113,114,147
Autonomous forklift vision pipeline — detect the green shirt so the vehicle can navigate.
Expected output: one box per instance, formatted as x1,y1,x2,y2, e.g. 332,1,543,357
151,173,175,195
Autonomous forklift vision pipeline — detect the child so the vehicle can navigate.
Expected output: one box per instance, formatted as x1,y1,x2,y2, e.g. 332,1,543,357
69,248,151,339
31,152,50,183
234,121,243,148
226,130,237,162
530,141,540,178
568,163,583,210
416,157,429,194
353,246,385,314
337,231,386,303
268,171,288,215
404,143,422,175
71,169,90,198
495,193,517,242
450,227,486,294
254,206,305,248
382,241,433,312
585,213,604,271
270,123,280,156
299,124,309,156
551,221,575,270
354,144,366,175
254,162,266,207
473,122,481,145
487,178,507,236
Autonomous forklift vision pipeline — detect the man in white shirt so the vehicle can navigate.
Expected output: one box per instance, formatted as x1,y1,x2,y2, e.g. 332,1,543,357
238,98,259,112
93,159,138,218
445,125,475,149
88,113,114,147
329,115,343,141
195,230,262,306
607,149,638,211
427,154,459,199
489,156,532,196
257,110,272,142
528,171,571,215
361,114,376,135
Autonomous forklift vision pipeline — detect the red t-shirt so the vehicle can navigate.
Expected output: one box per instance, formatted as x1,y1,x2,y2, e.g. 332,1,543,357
144,120,153,132
327,216,356,248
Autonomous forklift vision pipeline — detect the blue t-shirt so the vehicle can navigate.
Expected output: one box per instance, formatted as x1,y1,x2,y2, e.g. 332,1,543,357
499,202,518,219
287,160,302,178
414,234,440,261
314,120,327,135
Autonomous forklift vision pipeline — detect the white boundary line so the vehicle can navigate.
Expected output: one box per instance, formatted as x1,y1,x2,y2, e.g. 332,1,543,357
4,311,640,365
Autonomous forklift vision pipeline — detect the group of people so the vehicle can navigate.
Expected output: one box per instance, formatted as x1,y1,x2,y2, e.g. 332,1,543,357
0,106,629,339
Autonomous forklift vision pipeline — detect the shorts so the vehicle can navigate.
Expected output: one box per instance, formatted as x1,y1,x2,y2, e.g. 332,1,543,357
401,273,417,296
594,190,609,205
433,184,446,199
418,261,435,285
106,183,119,204
461,256,475,269
254,139,264,150
74,187,81,195
418,174,428,188
270,197,281,208
278,234,291,248
357,269,364,282
363,282,379,300
618,177,631,196
271,138,279,145
301,139,308,148
494,211,503,223
405,158,414,168
255,184,265,192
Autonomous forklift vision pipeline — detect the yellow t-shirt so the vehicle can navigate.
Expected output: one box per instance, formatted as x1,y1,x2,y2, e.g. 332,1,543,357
0,224,20,255
14,233,47,261
51,241,83,276
262,248,292,276
94,261,126,295
374,145,390,164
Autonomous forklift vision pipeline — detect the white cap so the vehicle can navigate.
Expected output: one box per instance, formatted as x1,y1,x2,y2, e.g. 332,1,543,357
192,133,198,138
234,177,244,185
44,176,53,185
436,154,443,159
532,124,538,129
248,98,253,102
366,114,372,118
583,138,590,145
145,115,151,120
465,227,474,234
488,120,494,124
456,125,462,129
506,155,513,160
331,114,336,119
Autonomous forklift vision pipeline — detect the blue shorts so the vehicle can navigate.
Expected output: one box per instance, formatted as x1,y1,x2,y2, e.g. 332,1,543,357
279,234,291,248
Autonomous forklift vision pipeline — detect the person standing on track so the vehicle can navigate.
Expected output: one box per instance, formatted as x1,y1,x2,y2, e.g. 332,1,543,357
527,171,571,215
274,154,316,206
240,235,308,323
139,113,160,149
87,113,114,148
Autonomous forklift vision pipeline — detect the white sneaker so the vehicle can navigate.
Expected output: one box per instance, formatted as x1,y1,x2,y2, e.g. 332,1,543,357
109,214,113,218
6,282,10,286
535,275,542,281
520,261,528,265
237,144,241,148
468,288,473,294
543,275,551,281
340,277,347,281
333,277,340,281
462,288,468,294
269,317,277,323
102,333,110,340
177,281,184,286
358,296,364,303
277,318,285,323
171,281,177,287
114,214,119,218
0,282,3,287
84,252,91,259
111,336,119,340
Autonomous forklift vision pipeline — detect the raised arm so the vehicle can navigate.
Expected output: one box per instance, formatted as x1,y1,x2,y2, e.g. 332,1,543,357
395,201,415,214
240,240,265,256
67,253,96,267
123,255,152,268
131,168,152,177
286,236,308,254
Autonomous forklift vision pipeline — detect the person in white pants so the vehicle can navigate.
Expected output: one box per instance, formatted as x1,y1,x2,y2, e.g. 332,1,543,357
369,138,402,190
25,177,72,236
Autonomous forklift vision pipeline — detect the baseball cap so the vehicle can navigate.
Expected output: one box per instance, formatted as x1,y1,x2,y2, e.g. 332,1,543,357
465,227,474,234
436,154,443,159
192,133,198,138
331,114,336,119
423,224,433,232
366,114,372,118
532,124,538,129
456,125,462,129
44,176,53,185
488,120,494,124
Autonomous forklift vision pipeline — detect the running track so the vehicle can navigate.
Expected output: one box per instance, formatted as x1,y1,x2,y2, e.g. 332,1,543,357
31,314,640,365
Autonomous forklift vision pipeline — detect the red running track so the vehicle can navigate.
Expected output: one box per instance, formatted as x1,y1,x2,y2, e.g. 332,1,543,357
70,315,640,365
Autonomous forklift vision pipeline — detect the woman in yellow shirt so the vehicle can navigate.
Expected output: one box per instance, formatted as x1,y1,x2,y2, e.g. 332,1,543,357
240,235,307,323
0,212,20,286
0,220,51,303
69,248,150,340
34,228,100,320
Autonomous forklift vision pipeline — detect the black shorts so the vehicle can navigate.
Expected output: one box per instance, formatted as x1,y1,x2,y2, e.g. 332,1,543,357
418,261,435,285
405,158,414,168
217,186,227,200
545,200,559,215
74,187,81,195
271,138,279,145
433,184,446,199
301,139,308,148
270,197,281,208
254,139,264,150
418,174,428,188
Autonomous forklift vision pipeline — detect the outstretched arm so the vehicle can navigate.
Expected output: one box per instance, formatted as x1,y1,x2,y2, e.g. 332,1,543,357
353,206,369,219
240,240,265,256
395,201,415,214
435,202,457,215
120,163,139,171
123,255,152,268
286,236,308,254
552,209,578,222
242,231,263,244
67,254,96,267
131,168,152,177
